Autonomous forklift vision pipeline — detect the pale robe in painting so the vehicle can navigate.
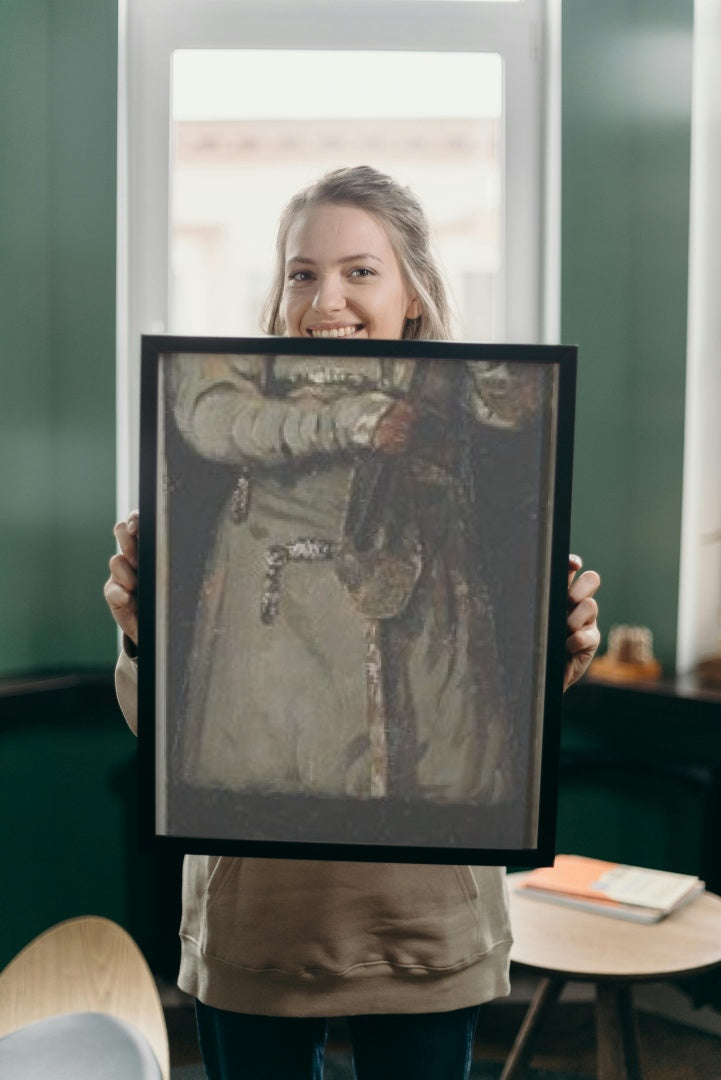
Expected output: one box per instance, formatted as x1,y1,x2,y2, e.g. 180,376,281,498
170,353,534,804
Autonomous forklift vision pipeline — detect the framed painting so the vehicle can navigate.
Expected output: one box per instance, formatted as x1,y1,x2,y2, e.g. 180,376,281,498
138,335,576,864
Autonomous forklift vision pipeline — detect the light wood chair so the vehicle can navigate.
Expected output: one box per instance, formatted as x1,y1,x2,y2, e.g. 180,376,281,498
0,915,170,1079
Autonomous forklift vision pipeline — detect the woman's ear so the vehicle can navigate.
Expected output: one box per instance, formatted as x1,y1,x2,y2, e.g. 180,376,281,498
406,296,422,320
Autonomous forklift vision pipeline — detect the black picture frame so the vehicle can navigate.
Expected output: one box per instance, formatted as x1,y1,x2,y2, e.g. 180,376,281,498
138,335,576,865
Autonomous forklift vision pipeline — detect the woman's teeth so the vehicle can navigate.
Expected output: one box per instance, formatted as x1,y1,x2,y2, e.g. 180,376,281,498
310,325,361,338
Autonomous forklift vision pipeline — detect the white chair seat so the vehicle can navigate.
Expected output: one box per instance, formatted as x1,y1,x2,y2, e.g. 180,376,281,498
0,1011,163,1079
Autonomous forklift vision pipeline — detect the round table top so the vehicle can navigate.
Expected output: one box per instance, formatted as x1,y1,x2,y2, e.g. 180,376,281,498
508,871,721,981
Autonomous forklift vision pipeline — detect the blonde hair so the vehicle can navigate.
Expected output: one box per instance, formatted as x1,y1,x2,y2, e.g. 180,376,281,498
262,165,453,341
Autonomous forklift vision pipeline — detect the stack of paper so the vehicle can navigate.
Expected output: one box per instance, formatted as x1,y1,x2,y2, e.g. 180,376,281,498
517,855,705,923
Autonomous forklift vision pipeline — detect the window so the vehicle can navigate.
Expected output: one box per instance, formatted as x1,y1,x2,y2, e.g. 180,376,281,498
118,0,557,509
169,49,503,340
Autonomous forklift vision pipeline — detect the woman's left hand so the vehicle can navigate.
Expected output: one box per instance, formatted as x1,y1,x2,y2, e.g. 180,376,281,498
564,554,601,691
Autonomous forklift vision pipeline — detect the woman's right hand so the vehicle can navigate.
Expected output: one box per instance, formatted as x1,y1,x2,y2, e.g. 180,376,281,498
103,510,139,647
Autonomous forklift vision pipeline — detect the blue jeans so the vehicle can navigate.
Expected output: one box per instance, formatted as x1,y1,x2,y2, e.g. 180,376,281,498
195,1000,481,1080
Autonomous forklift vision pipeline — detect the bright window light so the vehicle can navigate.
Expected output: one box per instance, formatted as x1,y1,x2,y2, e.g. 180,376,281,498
170,50,504,341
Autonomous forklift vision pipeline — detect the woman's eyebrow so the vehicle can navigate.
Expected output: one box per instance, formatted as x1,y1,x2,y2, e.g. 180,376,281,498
286,253,384,266
339,253,384,264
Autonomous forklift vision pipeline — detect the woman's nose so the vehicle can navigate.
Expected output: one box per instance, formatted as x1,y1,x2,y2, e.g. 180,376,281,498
312,274,345,314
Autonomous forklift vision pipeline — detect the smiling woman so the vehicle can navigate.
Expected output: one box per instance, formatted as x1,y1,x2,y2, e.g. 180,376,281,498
281,205,421,340
263,168,453,343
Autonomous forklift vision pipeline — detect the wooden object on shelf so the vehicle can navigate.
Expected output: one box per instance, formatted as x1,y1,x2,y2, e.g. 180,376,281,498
591,624,662,683
696,654,721,689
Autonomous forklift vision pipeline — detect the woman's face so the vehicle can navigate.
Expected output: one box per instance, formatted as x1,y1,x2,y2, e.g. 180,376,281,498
281,203,421,340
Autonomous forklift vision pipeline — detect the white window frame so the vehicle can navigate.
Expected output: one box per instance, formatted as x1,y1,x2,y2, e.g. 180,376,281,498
676,0,721,674
116,0,559,511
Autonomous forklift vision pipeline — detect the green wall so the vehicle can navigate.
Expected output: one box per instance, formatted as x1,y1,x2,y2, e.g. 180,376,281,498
0,0,129,970
563,0,693,669
0,1,693,676
0,682,184,974
0,0,118,675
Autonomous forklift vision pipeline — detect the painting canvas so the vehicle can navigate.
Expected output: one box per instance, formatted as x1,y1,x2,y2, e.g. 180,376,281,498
138,336,576,864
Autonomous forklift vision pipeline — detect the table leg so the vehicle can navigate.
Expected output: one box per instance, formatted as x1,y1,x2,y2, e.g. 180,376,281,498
596,982,643,1080
500,976,565,1080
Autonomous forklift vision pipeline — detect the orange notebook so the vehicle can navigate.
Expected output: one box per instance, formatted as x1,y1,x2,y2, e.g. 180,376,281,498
517,854,704,923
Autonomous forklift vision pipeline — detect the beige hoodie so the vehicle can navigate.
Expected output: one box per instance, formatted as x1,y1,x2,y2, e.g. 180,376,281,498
116,650,512,1016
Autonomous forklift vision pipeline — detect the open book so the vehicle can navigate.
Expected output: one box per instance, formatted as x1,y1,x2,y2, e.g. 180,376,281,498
516,854,705,923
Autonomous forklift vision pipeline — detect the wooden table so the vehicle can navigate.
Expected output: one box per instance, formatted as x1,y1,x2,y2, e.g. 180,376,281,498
503,873,721,1080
